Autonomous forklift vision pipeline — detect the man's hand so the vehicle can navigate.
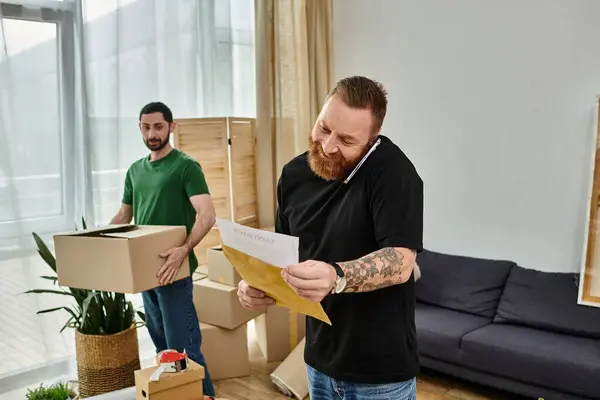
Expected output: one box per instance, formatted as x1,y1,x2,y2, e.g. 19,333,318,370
281,260,337,302
237,280,275,310
157,246,189,285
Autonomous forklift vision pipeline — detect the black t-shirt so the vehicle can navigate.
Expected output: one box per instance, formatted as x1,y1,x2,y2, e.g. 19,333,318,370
275,135,424,384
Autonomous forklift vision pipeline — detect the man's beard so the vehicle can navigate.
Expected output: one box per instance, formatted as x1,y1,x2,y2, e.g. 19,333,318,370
144,136,169,151
307,137,367,181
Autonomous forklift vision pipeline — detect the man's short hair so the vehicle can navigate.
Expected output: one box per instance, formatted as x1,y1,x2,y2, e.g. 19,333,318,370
139,102,173,123
326,76,388,134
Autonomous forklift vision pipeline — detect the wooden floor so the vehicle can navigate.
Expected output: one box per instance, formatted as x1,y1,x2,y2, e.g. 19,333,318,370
213,340,516,400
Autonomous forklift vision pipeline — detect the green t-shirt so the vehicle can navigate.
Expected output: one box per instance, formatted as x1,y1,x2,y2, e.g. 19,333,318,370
122,148,209,274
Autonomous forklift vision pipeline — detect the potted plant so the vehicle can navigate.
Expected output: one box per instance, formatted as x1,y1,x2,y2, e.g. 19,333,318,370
26,381,77,400
26,221,144,398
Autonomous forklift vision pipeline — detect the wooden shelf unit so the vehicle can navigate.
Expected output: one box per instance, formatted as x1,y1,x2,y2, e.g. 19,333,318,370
174,117,259,264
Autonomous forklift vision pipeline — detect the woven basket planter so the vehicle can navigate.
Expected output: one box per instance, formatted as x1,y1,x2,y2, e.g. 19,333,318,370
75,325,141,398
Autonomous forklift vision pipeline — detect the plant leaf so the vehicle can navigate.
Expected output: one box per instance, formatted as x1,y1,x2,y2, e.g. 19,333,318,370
63,307,81,321
40,276,58,286
61,306,81,325
80,292,99,330
102,292,116,333
79,291,105,335
24,289,74,296
124,301,134,330
36,307,65,315
70,288,89,306
136,310,146,324
115,293,126,331
60,316,74,333
32,232,57,273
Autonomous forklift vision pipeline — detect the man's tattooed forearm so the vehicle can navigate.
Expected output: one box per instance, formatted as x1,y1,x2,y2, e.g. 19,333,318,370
340,248,411,293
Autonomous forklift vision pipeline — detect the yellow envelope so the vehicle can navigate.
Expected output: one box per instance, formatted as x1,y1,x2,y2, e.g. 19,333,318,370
221,244,332,325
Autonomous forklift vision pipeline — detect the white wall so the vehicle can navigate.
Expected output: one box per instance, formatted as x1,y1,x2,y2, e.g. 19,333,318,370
333,0,600,272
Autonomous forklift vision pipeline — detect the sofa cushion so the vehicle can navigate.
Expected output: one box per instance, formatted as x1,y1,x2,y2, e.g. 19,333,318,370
415,249,515,318
494,266,600,339
461,324,600,399
415,303,491,364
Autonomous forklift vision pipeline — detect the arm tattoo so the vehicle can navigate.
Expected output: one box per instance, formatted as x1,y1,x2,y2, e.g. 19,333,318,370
340,247,411,293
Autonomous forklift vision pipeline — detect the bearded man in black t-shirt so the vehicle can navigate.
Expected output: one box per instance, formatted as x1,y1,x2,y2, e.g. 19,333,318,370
237,76,423,400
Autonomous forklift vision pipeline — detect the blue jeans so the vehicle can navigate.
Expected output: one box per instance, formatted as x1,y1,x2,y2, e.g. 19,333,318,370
142,277,215,396
307,364,416,400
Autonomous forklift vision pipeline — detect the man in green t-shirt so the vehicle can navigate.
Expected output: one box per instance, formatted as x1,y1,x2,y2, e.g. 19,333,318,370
110,102,215,396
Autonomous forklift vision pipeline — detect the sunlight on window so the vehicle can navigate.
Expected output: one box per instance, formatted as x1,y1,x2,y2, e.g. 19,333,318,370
83,0,140,22
1,19,56,57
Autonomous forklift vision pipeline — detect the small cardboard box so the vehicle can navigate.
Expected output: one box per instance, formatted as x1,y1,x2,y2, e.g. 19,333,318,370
54,225,190,294
255,305,306,362
193,279,263,329
134,358,204,400
201,322,250,380
196,265,209,275
194,227,222,265
207,247,241,287
193,265,209,281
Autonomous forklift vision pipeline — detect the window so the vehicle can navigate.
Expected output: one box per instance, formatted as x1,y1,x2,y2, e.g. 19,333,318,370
0,1,75,246
0,0,78,389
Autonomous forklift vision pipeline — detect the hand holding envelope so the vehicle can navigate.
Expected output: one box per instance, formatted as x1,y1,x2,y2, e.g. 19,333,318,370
216,218,332,325
280,260,338,303
237,280,276,310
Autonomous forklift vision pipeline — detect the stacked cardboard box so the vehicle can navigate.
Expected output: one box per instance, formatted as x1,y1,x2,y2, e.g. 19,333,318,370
254,305,306,362
192,247,263,381
192,265,209,281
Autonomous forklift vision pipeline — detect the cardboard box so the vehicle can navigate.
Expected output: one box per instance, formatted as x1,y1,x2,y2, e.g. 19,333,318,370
270,338,308,400
194,227,222,265
201,322,250,380
255,306,306,362
134,359,204,400
193,279,263,329
54,225,190,294
196,265,209,275
207,247,241,287
193,265,209,281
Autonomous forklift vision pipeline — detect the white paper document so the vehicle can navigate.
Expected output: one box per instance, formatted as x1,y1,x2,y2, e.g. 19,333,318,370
216,218,299,268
